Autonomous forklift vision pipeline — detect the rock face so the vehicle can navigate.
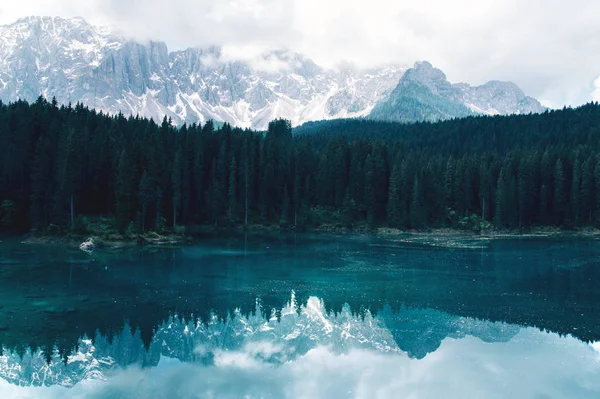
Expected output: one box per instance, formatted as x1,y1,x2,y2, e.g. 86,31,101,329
0,17,405,130
0,17,545,129
369,61,547,123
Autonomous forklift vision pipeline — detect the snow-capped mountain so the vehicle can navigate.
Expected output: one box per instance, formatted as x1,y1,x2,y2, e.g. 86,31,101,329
369,61,547,123
0,17,546,129
0,16,405,130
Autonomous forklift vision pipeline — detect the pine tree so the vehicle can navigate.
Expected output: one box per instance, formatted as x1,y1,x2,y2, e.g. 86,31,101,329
571,157,581,223
540,151,553,223
594,161,600,224
387,162,402,228
172,151,182,227
115,150,135,232
409,175,424,229
581,158,594,222
554,159,566,225
495,168,505,226
138,170,155,232
540,184,549,225
3,99,600,234
364,154,376,226
155,187,164,232
227,157,238,223
0,200,16,229
209,160,220,224
341,190,355,228
281,184,290,225
443,158,454,211
192,132,204,222
241,137,250,226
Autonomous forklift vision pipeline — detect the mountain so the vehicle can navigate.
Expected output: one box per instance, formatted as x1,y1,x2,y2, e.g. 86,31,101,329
369,61,546,123
0,295,518,387
0,16,404,130
0,17,546,129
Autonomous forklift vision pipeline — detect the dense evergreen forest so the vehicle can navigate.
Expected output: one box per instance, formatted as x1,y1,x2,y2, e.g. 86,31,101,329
1,96,600,235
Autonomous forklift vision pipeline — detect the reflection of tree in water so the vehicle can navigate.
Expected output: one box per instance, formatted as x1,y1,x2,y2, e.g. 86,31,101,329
1,235,600,365
0,295,520,387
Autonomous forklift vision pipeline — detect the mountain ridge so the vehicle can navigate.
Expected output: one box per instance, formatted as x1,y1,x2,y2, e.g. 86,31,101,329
0,16,545,128
369,61,546,123
0,16,405,129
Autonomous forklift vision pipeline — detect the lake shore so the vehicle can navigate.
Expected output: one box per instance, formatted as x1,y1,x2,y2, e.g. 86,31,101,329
13,223,600,251
20,230,192,249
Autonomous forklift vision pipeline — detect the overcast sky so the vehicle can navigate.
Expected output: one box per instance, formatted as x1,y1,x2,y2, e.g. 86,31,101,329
0,0,599,108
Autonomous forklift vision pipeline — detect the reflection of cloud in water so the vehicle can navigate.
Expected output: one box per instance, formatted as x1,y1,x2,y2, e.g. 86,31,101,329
591,342,600,360
1,293,598,397
2,331,600,398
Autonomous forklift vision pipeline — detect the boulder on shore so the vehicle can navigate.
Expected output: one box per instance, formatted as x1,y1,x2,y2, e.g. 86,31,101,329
79,237,95,253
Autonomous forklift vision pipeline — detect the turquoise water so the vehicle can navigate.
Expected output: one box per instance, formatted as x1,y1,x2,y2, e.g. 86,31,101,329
0,234,599,398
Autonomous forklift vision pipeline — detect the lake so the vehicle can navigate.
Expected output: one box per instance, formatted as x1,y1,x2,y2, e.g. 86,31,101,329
1,233,599,398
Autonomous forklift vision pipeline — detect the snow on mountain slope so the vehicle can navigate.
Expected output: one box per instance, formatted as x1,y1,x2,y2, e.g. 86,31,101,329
370,61,547,123
0,17,547,129
0,17,405,129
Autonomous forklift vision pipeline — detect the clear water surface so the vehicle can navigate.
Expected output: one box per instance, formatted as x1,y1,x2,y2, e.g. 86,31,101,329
0,233,599,398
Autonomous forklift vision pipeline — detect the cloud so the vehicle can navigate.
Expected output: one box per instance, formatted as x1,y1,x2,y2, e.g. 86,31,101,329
592,76,600,103
0,0,599,106
1,329,600,399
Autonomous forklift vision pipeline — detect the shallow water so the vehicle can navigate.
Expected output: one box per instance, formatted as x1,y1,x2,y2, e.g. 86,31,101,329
0,234,599,398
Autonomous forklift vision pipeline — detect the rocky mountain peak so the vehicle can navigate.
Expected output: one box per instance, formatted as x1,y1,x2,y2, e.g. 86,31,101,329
370,61,546,123
0,16,546,129
0,16,407,129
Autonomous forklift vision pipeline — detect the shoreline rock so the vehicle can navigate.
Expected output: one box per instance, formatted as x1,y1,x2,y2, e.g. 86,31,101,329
79,237,95,253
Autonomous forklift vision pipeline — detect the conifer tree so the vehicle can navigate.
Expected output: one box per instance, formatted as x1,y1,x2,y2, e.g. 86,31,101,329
410,175,424,229
571,157,581,223
172,152,182,226
387,162,402,228
281,185,290,225
228,157,238,223
138,170,155,232
554,159,566,225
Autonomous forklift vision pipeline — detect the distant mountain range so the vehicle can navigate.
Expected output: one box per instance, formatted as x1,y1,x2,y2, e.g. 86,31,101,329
0,16,546,129
369,61,546,123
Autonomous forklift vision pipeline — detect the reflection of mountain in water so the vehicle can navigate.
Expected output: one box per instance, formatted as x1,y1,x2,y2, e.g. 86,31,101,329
0,294,519,387
2,236,600,360
379,306,519,359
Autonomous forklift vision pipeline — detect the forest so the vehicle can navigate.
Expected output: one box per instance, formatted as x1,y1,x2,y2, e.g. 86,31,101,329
1,96,600,235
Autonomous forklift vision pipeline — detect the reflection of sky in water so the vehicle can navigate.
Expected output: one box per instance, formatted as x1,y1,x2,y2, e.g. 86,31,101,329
1,294,600,398
1,331,599,398
2,235,600,398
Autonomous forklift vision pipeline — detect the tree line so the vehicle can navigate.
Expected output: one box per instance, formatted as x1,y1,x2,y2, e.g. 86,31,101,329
1,96,600,234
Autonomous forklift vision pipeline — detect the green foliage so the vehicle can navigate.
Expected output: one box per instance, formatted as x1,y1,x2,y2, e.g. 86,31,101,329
156,216,167,234
457,214,492,233
73,215,90,234
370,80,474,123
308,206,342,227
45,223,62,236
124,221,137,238
0,199,16,227
1,98,600,234
172,224,186,235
